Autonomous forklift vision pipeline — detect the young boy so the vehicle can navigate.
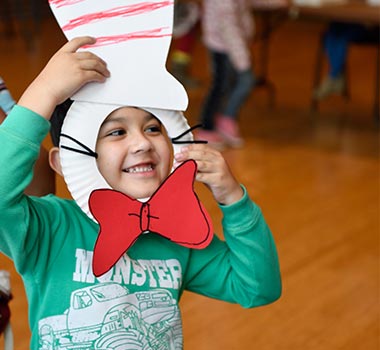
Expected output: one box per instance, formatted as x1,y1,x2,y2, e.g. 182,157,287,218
0,37,281,349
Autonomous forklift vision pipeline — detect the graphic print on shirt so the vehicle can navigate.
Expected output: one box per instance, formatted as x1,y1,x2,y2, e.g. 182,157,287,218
38,251,183,349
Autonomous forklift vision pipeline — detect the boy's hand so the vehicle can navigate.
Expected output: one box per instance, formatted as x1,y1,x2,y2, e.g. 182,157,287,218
19,36,110,119
174,144,244,205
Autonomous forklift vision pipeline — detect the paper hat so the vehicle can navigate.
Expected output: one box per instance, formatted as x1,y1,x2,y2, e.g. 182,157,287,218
49,0,188,110
49,0,194,218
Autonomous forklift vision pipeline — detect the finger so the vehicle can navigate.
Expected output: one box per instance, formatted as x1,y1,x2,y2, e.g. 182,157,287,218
189,150,224,169
60,36,96,53
81,70,108,83
194,171,221,187
174,155,220,175
175,145,220,163
79,59,110,77
192,158,217,173
75,51,108,66
198,163,227,179
195,171,212,183
190,144,222,159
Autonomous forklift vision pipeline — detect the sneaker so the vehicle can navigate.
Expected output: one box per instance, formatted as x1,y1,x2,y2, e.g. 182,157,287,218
216,115,244,148
313,75,345,100
195,130,225,150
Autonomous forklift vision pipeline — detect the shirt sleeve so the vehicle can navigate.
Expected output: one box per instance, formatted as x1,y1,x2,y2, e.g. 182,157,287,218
0,105,51,271
183,186,282,308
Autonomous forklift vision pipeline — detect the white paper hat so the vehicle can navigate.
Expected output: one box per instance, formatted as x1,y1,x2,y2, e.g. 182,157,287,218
49,0,193,218
49,0,188,110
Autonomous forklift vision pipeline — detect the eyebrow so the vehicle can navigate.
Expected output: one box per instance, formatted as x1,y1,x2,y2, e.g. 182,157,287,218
101,112,161,127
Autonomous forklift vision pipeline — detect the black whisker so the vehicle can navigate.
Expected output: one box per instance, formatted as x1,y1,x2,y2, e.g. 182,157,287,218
60,133,98,159
171,124,208,144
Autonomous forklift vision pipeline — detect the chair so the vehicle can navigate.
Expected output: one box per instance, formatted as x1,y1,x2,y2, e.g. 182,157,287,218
252,4,288,107
311,26,380,124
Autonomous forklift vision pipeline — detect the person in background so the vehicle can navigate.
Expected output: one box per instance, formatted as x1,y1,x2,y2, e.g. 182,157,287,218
313,21,380,100
0,78,16,115
170,0,201,88
197,0,256,149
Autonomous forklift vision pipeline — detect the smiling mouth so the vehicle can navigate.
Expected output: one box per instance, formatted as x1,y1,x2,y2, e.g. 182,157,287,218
123,164,155,173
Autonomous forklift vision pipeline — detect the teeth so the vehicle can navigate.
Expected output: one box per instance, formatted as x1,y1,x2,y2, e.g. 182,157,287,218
125,165,153,173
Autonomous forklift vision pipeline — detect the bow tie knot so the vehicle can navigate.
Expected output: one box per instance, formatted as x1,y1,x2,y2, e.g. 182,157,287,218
140,202,151,232
89,160,214,277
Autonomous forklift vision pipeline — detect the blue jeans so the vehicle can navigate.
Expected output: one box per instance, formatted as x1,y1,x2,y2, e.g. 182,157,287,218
324,22,379,78
199,50,255,130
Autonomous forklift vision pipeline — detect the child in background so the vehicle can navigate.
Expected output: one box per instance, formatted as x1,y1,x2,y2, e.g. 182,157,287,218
0,77,16,116
170,0,200,88
0,37,281,348
197,0,256,149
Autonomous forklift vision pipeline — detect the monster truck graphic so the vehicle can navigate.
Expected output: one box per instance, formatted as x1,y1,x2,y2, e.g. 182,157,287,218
38,282,182,350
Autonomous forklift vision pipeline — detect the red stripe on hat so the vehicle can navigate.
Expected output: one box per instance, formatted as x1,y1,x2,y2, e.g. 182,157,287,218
83,27,171,48
62,1,174,31
49,0,85,8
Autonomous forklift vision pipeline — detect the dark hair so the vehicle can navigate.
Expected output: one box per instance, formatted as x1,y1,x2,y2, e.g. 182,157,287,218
50,99,73,147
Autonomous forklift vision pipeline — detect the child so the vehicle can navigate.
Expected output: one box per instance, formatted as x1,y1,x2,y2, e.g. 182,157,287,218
170,0,200,88
197,0,256,149
0,37,281,349
0,77,15,116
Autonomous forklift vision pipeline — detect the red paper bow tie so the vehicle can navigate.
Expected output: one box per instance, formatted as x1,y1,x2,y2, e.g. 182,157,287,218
89,160,213,277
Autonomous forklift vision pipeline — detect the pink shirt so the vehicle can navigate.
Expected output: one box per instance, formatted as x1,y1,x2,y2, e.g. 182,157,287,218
202,0,254,71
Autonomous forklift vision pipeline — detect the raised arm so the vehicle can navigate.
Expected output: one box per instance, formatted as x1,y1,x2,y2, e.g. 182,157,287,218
0,37,109,262
175,144,282,307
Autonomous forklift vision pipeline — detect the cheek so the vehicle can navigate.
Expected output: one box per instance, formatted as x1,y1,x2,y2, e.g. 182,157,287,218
161,140,174,172
96,145,120,179
96,158,110,181
168,150,174,171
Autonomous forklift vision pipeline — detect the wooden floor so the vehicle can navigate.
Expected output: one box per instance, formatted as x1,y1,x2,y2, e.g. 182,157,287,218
0,14,379,350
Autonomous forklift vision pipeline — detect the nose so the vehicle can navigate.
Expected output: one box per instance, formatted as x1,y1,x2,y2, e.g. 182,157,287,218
129,131,152,154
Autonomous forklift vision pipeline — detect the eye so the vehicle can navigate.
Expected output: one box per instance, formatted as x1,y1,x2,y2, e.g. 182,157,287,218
107,129,126,137
145,124,162,134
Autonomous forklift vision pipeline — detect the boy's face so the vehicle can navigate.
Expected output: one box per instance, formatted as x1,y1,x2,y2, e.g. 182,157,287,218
96,107,173,199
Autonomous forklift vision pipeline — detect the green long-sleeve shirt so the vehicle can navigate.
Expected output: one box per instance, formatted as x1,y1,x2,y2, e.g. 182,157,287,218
0,105,281,349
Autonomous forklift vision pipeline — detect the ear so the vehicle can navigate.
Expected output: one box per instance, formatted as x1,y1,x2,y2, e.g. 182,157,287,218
49,147,63,176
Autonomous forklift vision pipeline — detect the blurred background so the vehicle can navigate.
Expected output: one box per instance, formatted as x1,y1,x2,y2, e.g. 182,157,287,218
0,0,379,349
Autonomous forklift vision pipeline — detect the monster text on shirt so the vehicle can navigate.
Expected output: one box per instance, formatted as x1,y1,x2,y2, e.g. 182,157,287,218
73,248,183,288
